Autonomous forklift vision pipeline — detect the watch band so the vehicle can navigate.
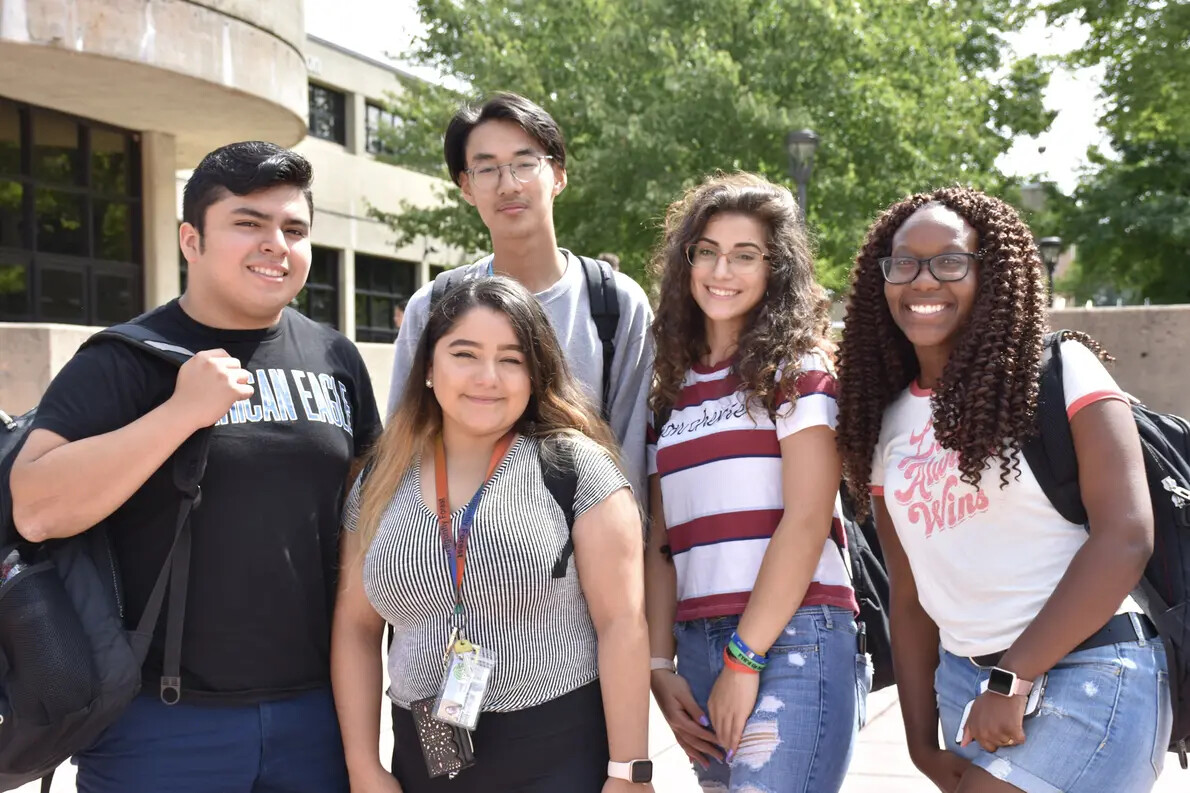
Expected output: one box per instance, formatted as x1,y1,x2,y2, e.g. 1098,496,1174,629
989,666,1034,697
608,759,653,783
649,657,676,673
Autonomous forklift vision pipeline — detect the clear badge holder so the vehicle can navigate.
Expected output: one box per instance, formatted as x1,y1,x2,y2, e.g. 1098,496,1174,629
432,637,496,731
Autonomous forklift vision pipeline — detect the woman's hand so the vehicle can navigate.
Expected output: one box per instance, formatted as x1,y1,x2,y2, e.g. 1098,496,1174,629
650,670,724,767
961,691,1027,753
912,747,972,793
706,664,759,761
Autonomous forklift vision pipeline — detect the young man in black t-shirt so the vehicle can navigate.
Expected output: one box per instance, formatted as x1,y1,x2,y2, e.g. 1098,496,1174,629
10,142,381,793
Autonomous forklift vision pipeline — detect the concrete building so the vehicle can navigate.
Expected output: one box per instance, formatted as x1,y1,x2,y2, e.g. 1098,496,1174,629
0,0,458,413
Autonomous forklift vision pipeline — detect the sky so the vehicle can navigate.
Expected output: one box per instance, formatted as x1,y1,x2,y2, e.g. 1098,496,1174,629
304,0,1107,194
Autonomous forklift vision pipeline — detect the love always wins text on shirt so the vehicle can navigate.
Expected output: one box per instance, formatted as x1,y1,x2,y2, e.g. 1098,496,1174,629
893,418,989,537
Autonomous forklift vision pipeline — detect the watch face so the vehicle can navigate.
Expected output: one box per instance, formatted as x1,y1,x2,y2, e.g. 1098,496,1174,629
987,667,1016,696
630,760,654,783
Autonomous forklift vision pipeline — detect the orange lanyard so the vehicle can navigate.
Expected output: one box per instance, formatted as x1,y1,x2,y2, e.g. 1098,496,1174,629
434,432,515,614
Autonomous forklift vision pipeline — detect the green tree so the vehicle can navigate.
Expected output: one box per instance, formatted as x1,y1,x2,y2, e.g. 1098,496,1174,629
1048,0,1190,303
373,0,1052,289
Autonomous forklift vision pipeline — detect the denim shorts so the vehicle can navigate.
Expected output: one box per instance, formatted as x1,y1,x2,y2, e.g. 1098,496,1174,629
674,604,872,793
936,638,1172,793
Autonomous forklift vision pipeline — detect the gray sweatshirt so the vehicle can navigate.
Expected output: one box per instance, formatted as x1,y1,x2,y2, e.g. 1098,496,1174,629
386,250,654,499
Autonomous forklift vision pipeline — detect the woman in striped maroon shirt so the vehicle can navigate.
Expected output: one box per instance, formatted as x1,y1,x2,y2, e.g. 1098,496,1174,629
645,173,871,793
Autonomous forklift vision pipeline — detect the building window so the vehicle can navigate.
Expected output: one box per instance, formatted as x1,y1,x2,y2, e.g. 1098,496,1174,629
291,246,339,328
0,97,142,325
365,102,400,156
355,253,416,343
308,84,346,145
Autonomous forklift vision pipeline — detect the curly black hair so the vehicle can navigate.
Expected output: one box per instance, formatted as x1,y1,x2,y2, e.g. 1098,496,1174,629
649,173,831,420
836,186,1106,519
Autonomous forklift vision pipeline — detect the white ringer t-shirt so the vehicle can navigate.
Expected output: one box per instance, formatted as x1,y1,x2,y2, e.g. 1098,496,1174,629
870,340,1136,657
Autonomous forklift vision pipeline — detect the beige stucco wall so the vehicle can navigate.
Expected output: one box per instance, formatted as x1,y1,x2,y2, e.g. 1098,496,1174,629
0,0,307,167
6,307,1189,423
1049,306,1190,418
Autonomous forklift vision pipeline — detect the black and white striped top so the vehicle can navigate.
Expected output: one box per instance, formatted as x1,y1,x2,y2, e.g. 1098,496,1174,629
345,434,630,711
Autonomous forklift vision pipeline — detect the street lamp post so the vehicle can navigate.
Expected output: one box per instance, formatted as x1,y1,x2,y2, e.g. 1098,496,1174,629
1038,236,1062,304
785,129,819,223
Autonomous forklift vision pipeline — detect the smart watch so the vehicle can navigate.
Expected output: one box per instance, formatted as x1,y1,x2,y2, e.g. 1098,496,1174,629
987,666,1034,697
608,759,654,783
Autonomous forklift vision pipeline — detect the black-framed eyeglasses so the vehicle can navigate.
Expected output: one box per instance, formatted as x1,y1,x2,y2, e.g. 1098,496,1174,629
464,155,554,189
685,244,771,272
879,252,979,284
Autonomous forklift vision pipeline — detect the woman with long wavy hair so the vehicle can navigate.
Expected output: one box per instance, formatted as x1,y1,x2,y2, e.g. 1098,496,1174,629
331,277,651,793
645,173,871,793
835,187,1171,793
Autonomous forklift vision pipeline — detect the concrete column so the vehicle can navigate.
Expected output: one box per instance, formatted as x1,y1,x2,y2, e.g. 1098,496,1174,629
349,92,366,156
141,131,180,309
340,247,357,340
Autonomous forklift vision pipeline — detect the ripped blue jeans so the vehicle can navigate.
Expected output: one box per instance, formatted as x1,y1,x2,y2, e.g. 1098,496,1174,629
674,605,871,793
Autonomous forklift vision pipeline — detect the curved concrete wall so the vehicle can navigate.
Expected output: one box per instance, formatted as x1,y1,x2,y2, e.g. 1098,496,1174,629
0,0,307,166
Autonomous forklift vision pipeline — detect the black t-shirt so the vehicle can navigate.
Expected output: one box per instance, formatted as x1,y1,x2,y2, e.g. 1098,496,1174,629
32,300,382,702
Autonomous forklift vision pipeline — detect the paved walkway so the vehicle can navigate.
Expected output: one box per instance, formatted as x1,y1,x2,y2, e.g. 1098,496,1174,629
22,687,1186,792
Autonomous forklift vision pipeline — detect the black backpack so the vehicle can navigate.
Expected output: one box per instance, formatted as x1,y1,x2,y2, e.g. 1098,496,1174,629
0,324,211,792
1023,330,1190,768
839,483,894,692
429,255,621,419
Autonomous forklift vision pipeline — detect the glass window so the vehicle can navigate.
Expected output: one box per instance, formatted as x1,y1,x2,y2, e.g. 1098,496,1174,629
308,84,346,145
34,188,87,256
290,245,339,329
31,110,81,186
0,254,30,319
91,128,129,195
0,101,21,176
0,97,142,325
0,180,25,249
39,266,85,322
94,271,136,326
355,253,416,343
365,102,399,156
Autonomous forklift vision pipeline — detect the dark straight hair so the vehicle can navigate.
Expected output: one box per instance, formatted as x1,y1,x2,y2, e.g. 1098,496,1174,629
182,141,314,234
443,93,567,185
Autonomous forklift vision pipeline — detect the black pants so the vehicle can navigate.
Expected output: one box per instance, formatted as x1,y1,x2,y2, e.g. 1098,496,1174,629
392,681,608,793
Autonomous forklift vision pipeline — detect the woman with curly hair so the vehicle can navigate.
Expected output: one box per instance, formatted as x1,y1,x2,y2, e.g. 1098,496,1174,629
836,187,1171,793
645,173,871,793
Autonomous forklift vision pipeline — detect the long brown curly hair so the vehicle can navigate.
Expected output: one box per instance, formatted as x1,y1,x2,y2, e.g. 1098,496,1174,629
649,173,831,419
836,186,1106,519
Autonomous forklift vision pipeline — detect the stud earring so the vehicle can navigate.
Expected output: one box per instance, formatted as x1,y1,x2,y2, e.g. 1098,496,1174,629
425,379,433,388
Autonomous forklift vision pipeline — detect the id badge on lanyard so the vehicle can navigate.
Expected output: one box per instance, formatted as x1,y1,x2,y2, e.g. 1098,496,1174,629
430,432,513,731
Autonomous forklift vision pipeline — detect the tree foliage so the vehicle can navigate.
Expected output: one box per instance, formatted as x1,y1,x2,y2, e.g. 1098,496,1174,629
1048,0,1190,303
373,0,1052,289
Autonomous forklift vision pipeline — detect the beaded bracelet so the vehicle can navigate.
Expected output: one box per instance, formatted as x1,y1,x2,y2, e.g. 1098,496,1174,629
722,647,759,674
725,642,766,672
728,631,768,665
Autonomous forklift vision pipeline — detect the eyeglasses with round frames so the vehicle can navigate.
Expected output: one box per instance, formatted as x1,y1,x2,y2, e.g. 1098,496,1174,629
879,252,978,284
464,155,554,189
685,244,771,273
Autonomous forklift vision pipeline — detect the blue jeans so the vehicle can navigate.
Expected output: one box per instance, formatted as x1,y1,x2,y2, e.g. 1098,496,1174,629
75,688,349,793
674,605,872,793
936,639,1172,793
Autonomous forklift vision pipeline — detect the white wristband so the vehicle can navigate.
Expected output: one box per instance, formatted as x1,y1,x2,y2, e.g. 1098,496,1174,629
650,657,676,673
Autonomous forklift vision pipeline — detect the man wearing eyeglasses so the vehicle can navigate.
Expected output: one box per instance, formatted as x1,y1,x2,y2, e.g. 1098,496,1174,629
385,92,654,500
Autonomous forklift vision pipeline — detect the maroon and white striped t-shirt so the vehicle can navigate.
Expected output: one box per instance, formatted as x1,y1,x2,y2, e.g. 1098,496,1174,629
647,352,857,621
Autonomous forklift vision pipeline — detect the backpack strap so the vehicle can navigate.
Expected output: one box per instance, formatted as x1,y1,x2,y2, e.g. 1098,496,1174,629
541,440,580,579
1022,331,1089,526
429,267,472,314
577,256,621,421
88,323,213,705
